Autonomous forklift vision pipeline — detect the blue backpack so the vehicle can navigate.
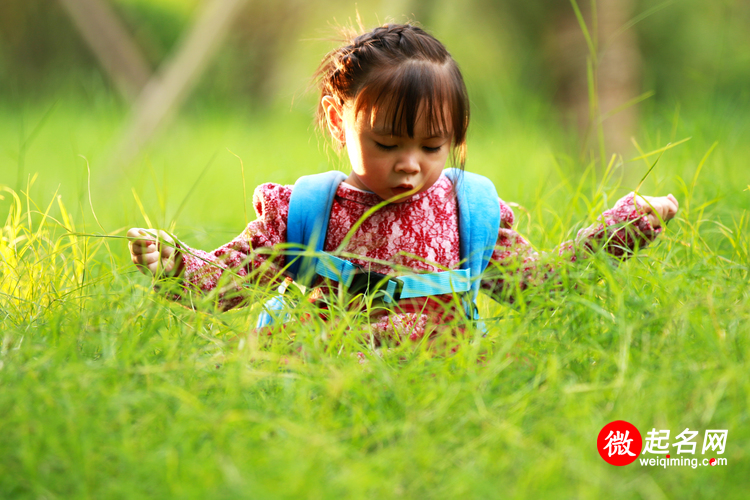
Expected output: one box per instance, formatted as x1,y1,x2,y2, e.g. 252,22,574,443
256,168,501,329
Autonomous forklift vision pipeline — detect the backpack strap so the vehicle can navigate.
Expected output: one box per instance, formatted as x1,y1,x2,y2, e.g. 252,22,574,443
285,170,347,286
260,169,500,330
314,252,472,304
444,168,501,319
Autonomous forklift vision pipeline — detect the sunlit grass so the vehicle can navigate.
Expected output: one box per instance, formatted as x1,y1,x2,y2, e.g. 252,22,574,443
1,95,749,498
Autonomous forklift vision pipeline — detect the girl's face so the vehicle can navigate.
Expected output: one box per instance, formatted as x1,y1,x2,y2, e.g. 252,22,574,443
324,97,452,202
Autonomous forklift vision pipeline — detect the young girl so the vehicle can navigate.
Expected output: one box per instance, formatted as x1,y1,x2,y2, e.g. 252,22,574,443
127,23,678,341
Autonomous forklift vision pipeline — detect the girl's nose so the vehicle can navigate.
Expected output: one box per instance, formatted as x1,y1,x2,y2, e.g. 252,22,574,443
394,152,420,174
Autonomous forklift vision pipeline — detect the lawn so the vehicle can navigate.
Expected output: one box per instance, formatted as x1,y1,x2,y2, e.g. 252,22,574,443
1,93,749,498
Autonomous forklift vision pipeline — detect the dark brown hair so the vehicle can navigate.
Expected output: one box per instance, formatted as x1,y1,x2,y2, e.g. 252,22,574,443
315,23,470,168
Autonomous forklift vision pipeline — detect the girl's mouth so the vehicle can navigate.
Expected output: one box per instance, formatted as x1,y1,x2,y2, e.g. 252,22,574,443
392,185,414,196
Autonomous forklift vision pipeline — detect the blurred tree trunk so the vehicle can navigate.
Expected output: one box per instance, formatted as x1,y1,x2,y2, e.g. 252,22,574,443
57,0,250,165
230,0,311,105
547,0,642,159
57,0,151,101
111,0,249,167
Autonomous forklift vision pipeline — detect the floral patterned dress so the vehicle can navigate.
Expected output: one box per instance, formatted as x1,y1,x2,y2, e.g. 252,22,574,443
175,173,660,341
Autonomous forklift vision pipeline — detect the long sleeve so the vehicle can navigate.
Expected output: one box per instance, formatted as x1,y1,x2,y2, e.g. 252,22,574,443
481,193,662,301
169,183,293,311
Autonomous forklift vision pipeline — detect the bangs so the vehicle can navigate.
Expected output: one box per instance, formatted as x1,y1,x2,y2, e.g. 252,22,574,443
352,60,469,147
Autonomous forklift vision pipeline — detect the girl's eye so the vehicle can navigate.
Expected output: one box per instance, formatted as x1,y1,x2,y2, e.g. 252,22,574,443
423,145,443,153
375,142,396,151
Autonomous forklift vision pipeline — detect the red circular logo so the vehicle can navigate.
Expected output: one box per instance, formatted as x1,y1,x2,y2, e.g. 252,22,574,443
597,420,643,466
709,458,717,466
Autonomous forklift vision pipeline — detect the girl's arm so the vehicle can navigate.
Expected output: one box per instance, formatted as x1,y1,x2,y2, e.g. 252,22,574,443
481,192,678,301
129,182,293,311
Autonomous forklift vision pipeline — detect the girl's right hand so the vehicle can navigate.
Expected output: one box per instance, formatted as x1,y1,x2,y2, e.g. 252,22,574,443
127,228,183,277
634,193,679,228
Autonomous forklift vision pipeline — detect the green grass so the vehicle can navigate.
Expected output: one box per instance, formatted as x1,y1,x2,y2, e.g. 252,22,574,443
1,93,749,498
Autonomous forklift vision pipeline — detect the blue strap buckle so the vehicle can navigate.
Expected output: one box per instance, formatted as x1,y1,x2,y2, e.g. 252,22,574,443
348,266,403,303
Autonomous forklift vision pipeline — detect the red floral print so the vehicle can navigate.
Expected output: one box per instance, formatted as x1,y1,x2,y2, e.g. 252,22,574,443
176,173,660,340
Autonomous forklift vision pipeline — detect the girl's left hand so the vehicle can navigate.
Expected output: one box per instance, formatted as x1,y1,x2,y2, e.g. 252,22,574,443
635,193,679,228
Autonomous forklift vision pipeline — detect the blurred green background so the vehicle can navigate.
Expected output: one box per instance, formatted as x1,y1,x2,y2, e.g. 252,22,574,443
2,2,750,498
2,0,748,250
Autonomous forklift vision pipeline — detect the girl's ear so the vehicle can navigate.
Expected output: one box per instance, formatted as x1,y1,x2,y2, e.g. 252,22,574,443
322,96,346,144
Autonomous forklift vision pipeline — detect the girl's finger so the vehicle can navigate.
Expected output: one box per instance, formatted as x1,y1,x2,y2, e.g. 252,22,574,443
127,228,156,242
144,251,161,265
667,193,679,208
130,241,156,255
647,213,661,228
160,244,174,258
636,195,655,213
126,227,145,239
133,251,158,265
660,197,679,222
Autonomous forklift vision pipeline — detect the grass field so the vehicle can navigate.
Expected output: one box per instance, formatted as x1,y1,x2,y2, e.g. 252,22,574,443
1,92,749,498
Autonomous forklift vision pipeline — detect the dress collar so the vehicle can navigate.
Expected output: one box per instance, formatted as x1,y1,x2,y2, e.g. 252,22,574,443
336,173,451,206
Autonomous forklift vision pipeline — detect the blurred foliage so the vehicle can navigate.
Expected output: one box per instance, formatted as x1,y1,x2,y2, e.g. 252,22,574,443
635,0,750,102
0,0,97,98
0,0,748,110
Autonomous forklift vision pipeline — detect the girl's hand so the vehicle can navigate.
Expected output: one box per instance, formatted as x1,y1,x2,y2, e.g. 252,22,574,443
127,228,183,277
635,193,679,228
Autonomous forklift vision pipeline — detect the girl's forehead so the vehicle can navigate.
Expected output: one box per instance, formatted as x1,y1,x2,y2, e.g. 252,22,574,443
354,104,452,137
